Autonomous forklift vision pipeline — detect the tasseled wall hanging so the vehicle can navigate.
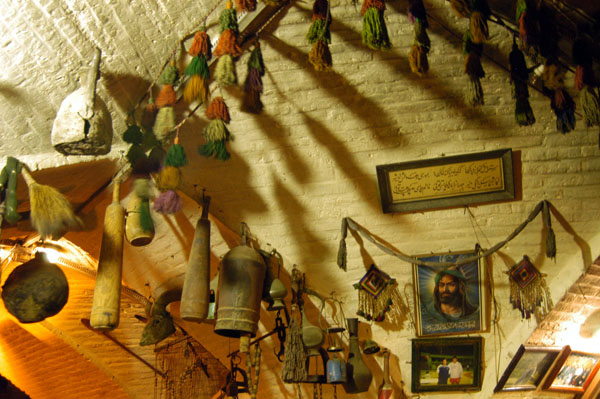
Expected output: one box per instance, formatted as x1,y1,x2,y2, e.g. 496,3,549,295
515,0,539,59
354,264,396,322
184,28,212,104
463,29,485,106
572,37,600,129
243,41,265,114
541,62,576,134
154,133,187,215
361,0,391,51
198,97,232,161
509,40,535,126
307,0,332,72
507,255,552,321
214,1,243,86
407,0,429,76
123,124,163,175
153,61,179,142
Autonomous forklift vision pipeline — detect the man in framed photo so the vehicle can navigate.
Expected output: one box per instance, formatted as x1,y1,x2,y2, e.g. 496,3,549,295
448,357,463,384
434,268,477,319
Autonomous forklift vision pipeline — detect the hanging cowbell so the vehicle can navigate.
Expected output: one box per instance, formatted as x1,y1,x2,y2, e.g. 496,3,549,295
51,48,112,155
2,252,69,323
214,224,266,338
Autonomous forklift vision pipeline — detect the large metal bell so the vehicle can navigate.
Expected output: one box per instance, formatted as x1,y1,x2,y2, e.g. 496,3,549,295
2,252,69,323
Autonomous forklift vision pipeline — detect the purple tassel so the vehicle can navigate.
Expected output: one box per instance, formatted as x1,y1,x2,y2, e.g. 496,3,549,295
153,190,183,214
244,67,263,93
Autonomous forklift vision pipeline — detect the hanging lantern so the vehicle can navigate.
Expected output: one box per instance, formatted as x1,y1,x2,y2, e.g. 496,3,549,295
214,224,266,339
2,252,69,323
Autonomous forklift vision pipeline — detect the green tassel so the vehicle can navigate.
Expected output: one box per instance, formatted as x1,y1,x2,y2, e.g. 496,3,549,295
203,119,229,141
515,0,527,20
515,96,535,126
215,54,237,86
307,19,331,44
139,198,154,232
198,140,231,161
164,143,188,167
248,46,265,74
580,86,600,127
219,8,238,32
122,125,144,144
362,7,391,50
158,64,179,86
185,55,210,79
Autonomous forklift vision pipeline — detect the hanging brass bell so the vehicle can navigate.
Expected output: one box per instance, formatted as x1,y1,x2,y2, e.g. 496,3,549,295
362,339,381,355
2,252,69,323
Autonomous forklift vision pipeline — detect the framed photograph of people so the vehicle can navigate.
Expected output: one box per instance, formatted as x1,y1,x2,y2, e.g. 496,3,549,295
411,336,483,393
412,250,487,336
544,350,600,393
494,345,564,392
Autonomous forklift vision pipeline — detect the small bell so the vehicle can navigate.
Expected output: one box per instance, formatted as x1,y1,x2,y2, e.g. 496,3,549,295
362,339,381,355
267,278,287,311
327,353,347,384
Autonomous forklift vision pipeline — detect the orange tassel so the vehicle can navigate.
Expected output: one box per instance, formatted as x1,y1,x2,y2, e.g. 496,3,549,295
189,30,211,58
206,97,231,123
409,44,429,76
309,40,332,71
214,29,242,58
236,0,257,12
361,0,386,15
155,84,177,108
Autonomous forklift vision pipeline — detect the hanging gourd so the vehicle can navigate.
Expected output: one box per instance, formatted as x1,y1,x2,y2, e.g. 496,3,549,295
153,61,179,142
407,0,429,76
184,28,212,104
243,42,266,114
361,0,390,50
509,40,535,126
214,1,243,86
198,97,232,161
307,0,332,71
463,29,485,106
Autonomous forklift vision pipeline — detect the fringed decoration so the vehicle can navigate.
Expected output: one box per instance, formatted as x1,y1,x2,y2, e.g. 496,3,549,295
183,75,209,104
542,200,556,259
508,256,553,320
164,137,188,167
281,311,308,383
189,28,212,59
361,0,391,51
236,0,257,13
215,54,238,86
153,106,176,141
185,29,212,103
509,42,535,126
580,86,600,127
354,265,396,322
199,120,231,161
469,0,491,44
463,30,485,106
515,0,539,58
155,84,177,108
214,29,243,58
307,0,332,72
153,190,183,214
449,0,470,18
243,44,265,114
408,16,430,76
206,96,231,123
155,165,181,191
337,218,348,271
133,178,154,232
158,63,179,86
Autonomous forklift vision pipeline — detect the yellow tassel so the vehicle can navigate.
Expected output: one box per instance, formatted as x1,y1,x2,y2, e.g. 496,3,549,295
155,166,181,191
153,107,176,141
183,75,208,103
308,40,332,72
215,54,237,86
409,44,429,76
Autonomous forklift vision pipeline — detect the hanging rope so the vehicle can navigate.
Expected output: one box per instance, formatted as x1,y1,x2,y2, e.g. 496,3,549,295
338,200,555,269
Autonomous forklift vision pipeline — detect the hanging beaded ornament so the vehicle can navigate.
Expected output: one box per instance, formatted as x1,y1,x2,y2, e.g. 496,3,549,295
507,255,553,320
354,264,396,322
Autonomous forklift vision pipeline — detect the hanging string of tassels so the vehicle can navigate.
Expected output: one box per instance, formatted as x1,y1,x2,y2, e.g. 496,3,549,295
153,61,179,142
184,28,213,104
407,0,429,76
509,40,535,126
198,97,232,160
336,199,558,270
214,0,243,86
463,29,485,106
572,36,600,128
154,132,188,215
361,0,391,51
307,0,332,72
243,41,266,113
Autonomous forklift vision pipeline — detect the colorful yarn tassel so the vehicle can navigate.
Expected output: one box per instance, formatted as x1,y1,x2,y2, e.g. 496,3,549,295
509,42,535,126
214,1,241,87
407,0,429,77
184,29,212,103
153,62,179,142
243,43,265,114
361,0,391,51
463,30,484,106
236,0,257,12
515,0,539,58
542,62,575,133
164,136,188,167
307,0,332,71
153,190,183,214
469,0,490,44
198,97,232,161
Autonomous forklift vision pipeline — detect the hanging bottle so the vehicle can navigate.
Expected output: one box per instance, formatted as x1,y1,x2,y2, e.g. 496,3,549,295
343,317,373,393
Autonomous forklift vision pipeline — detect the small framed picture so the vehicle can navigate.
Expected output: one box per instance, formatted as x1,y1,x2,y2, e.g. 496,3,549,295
412,250,487,336
411,336,483,393
494,345,563,392
544,349,600,393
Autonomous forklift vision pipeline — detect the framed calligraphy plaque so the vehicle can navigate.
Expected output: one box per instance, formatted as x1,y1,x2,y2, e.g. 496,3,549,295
376,149,515,213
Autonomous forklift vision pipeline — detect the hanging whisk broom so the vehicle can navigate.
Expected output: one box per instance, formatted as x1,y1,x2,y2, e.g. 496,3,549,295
21,166,82,240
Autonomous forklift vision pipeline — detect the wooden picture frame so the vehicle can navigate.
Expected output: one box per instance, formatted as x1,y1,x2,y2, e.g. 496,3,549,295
412,250,487,337
544,349,600,393
376,148,515,213
411,336,483,393
494,345,563,392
